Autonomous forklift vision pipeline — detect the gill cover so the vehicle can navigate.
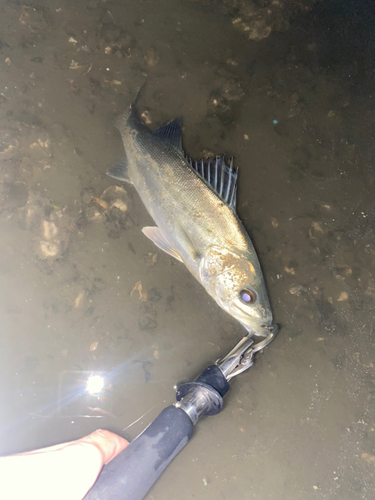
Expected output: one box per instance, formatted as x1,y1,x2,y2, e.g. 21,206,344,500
199,246,256,305
199,245,273,336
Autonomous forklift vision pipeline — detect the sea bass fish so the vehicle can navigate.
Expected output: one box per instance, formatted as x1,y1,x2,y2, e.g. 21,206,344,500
108,91,275,337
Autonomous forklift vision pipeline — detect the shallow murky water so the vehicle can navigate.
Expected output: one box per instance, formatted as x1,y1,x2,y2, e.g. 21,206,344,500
1,1,375,499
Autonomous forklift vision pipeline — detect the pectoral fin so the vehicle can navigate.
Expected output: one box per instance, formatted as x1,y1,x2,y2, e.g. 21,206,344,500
142,227,183,262
107,156,132,183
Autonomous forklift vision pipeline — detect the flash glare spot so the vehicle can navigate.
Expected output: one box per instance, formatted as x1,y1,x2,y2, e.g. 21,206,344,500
86,375,104,395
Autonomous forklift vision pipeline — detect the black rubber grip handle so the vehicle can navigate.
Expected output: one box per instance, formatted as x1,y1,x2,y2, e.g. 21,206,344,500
85,406,193,500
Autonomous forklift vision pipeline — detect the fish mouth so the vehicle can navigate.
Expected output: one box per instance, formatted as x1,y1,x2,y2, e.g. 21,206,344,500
229,303,273,337
241,322,278,338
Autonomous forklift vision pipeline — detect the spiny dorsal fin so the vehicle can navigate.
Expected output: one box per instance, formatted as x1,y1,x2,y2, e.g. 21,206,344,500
153,118,183,152
186,155,238,210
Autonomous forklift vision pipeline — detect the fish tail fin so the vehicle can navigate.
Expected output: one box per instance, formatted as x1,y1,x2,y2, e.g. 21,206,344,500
116,80,147,131
131,80,147,110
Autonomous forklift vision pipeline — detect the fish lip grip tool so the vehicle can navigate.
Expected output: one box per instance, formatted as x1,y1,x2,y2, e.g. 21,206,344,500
86,327,278,500
175,326,278,422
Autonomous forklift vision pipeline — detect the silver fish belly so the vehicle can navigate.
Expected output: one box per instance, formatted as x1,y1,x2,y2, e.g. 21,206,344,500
108,96,275,337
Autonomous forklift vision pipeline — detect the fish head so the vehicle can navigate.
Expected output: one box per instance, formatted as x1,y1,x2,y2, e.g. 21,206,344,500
199,246,273,337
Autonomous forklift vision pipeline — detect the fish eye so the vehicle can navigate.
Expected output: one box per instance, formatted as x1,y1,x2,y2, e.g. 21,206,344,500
239,288,257,304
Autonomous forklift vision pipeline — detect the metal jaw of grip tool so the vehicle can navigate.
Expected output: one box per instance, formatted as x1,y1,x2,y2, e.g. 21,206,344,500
175,324,278,424
216,324,279,382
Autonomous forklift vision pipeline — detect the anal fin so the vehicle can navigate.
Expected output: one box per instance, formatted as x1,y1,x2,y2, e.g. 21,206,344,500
142,227,183,262
107,156,132,183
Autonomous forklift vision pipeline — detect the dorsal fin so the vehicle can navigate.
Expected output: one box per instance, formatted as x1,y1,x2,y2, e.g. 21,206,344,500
186,155,238,210
153,118,183,152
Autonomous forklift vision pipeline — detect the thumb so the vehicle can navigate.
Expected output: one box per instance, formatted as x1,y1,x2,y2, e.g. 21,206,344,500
80,429,129,465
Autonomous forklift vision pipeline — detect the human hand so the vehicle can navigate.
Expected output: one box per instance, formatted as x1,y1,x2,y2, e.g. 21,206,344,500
0,429,129,500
